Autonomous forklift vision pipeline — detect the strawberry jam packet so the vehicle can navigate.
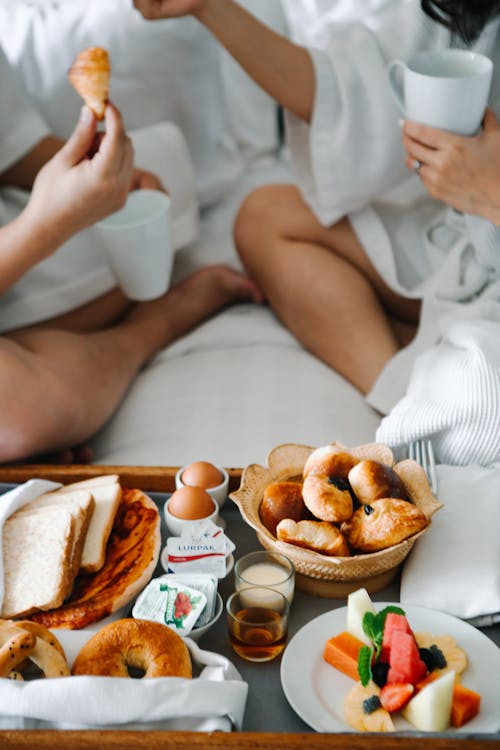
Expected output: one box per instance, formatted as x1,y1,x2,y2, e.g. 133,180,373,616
132,576,207,636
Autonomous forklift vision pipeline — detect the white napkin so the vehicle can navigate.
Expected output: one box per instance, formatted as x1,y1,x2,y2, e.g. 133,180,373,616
401,463,500,625
0,479,62,612
0,638,248,731
375,315,500,466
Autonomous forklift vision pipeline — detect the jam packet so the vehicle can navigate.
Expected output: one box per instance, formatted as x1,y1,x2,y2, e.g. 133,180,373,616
132,575,207,637
162,573,218,628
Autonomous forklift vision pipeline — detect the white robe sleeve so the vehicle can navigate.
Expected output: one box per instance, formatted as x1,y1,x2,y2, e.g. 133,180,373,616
0,44,50,174
284,6,448,226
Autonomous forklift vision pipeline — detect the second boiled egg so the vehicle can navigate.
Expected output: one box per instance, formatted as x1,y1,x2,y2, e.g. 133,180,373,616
168,485,216,520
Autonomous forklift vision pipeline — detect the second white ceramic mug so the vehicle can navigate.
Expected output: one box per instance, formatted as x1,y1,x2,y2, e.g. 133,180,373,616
96,189,173,301
388,48,493,135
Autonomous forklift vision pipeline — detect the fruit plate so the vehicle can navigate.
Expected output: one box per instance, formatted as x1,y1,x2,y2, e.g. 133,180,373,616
230,442,442,597
280,604,500,734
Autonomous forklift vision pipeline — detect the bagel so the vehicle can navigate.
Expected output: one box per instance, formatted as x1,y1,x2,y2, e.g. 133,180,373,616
1,620,69,679
0,621,35,677
348,460,409,505
71,618,192,678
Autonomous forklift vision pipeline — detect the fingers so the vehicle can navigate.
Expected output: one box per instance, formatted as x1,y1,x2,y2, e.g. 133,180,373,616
58,106,97,167
95,102,134,181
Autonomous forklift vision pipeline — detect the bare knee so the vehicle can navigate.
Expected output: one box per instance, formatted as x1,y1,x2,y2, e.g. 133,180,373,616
235,184,297,269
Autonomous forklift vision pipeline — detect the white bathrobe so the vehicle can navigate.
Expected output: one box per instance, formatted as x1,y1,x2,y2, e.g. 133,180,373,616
282,0,500,413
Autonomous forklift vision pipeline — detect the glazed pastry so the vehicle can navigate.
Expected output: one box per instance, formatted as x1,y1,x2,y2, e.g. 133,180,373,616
259,481,310,536
348,460,409,505
68,46,110,120
302,473,353,523
277,519,351,557
341,498,428,553
303,445,359,479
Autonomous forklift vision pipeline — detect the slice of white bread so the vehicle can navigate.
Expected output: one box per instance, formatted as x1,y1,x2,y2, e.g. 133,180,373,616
15,489,95,579
1,507,76,618
57,475,122,573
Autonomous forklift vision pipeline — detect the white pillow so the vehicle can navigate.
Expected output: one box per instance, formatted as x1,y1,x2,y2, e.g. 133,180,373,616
0,0,243,206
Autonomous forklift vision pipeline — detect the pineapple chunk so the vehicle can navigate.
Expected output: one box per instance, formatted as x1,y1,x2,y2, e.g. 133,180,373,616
402,670,455,731
346,588,377,646
344,681,394,732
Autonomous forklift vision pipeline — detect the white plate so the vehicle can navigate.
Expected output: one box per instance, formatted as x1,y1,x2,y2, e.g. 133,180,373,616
280,603,500,734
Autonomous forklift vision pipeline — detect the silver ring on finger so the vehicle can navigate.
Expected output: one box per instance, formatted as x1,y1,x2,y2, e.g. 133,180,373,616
413,159,423,175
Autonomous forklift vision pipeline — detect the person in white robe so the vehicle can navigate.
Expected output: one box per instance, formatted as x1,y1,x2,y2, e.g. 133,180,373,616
0,47,262,463
134,0,500,410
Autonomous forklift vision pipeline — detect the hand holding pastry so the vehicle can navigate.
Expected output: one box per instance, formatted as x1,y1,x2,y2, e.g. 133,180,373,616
25,103,134,248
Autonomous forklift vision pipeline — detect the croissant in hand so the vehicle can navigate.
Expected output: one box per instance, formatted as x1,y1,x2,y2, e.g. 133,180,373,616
68,47,110,120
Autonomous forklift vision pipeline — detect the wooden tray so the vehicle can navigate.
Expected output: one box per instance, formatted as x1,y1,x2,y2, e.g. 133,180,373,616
0,463,496,750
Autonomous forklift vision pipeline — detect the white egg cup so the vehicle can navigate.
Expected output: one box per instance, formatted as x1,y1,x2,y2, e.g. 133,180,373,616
163,494,219,537
175,465,229,510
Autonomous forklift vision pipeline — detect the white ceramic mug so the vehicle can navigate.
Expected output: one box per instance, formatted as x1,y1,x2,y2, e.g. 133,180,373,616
96,189,173,301
388,49,493,135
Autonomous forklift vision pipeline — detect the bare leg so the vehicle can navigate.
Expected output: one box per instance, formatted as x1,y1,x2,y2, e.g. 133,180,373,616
235,185,420,394
0,266,261,462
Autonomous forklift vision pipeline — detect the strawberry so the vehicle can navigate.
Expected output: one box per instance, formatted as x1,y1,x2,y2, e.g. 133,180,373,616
380,682,414,713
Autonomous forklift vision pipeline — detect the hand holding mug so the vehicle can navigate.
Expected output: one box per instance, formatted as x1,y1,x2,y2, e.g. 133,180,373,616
402,109,500,224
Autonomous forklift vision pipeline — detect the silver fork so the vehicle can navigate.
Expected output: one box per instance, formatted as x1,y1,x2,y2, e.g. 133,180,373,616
408,439,438,495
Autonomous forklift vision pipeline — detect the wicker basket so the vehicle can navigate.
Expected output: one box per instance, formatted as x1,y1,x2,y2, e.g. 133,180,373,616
230,442,442,598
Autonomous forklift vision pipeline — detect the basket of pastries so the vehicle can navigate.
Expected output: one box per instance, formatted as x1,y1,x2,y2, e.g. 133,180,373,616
230,442,442,597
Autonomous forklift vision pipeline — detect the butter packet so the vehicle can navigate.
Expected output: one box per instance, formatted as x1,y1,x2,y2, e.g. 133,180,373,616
132,576,207,637
166,531,227,578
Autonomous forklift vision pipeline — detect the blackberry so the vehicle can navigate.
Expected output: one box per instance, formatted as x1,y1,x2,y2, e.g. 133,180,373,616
371,661,390,687
363,695,382,714
363,504,375,515
429,644,447,669
419,645,447,672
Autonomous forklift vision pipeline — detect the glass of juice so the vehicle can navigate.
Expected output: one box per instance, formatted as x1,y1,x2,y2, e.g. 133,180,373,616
234,550,295,604
226,586,290,662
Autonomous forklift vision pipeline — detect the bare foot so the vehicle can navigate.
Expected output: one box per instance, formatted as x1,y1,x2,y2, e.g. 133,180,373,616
122,265,264,353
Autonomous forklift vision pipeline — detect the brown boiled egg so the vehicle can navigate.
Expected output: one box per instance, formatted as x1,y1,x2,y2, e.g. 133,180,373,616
181,461,223,489
168,486,216,520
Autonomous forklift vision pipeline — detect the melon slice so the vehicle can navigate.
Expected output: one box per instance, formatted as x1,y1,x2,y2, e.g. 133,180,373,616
346,588,377,646
402,670,455,731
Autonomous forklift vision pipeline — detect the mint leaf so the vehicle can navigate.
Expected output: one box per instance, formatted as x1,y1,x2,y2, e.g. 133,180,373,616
362,611,378,642
358,646,374,687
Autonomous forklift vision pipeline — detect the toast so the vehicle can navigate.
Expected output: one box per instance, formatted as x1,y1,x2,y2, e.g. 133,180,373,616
57,476,122,573
16,489,94,579
1,507,76,618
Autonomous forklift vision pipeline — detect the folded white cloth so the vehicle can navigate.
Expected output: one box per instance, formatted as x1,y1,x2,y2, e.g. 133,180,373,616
375,313,500,466
401,463,500,625
0,479,62,612
0,638,247,731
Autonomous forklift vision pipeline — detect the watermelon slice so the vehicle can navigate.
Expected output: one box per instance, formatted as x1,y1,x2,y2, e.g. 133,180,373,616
380,613,413,663
387,630,428,685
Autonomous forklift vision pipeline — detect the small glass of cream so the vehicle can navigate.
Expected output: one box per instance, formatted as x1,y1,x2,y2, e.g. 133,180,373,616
234,550,295,604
